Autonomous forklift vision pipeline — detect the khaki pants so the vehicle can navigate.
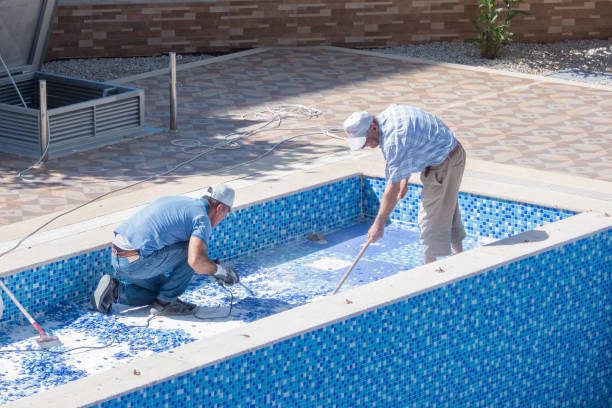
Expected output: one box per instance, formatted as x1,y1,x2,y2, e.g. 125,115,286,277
418,142,466,258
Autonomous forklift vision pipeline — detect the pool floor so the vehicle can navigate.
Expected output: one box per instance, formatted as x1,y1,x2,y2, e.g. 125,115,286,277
0,221,488,403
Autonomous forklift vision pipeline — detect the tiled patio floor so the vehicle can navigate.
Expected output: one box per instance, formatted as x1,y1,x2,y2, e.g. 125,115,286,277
1,47,610,226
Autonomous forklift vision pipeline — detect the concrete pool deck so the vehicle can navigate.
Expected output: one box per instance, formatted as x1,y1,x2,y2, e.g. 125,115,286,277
0,46,611,229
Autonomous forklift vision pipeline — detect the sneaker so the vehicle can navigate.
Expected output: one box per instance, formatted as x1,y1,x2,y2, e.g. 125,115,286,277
91,275,119,314
151,299,197,316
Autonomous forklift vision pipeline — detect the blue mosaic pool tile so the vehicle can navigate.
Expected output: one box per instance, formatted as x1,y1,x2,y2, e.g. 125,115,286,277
98,229,611,407
0,248,111,328
363,177,575,239
208,177,361,260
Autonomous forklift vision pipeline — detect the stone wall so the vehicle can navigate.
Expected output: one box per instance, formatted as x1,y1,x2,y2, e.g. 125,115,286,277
46,0,612,59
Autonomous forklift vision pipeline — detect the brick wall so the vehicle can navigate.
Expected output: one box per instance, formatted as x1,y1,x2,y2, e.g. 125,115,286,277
46,0,612,60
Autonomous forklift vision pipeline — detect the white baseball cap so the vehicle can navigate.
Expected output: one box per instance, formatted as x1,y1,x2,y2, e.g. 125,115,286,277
203,183,235,210
343,111,372,150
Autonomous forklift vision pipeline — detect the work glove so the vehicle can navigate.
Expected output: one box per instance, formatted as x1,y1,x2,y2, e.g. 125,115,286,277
213,262,239,286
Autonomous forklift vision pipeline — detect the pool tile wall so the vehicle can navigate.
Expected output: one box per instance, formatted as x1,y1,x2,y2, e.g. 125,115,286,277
362,177,576,239
0,178,361,327
0,249,110,328
209,177,362,260
98,229,611,407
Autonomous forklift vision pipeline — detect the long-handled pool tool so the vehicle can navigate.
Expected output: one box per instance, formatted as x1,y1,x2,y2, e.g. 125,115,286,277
0,279,62,348
332,239,372,295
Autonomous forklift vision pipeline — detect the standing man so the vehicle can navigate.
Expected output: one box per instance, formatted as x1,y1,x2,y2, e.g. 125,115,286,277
91,183,239,315
343,104,466,264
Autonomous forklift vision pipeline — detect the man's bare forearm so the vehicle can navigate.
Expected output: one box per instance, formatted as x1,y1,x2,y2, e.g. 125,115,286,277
373,182,401,226
188,236,217,275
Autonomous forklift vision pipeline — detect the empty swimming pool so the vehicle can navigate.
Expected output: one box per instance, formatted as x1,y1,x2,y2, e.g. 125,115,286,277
4,175,602,407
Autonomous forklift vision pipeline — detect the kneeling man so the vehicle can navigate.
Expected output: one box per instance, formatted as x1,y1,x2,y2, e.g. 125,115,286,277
92,183,238,315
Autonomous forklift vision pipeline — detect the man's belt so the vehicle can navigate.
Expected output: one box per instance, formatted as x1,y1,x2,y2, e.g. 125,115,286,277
112,244,140,258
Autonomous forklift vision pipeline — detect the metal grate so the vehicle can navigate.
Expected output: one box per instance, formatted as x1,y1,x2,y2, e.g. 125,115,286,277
0,79,36,107
45,80,105,108
0,73,145,158
48,107,94,143
0,108,38,147
96,97,141,134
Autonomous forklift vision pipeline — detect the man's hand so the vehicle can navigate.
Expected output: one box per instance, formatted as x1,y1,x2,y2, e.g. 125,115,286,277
367,221,385,243
368,180,403,243
213,262,239,286
398,178,408,200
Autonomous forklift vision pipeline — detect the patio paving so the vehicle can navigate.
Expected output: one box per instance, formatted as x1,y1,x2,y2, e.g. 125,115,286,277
1,47,610,227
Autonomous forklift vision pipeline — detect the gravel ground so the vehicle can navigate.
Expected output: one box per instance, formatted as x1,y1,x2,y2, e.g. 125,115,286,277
42,53,214,82
377,39,612,85
42,39,611,85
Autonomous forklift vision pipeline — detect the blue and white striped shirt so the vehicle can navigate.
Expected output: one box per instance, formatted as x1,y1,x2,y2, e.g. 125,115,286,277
377,104,457,183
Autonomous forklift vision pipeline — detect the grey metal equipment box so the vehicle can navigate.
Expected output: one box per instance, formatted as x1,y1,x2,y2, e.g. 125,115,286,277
0,0,145,159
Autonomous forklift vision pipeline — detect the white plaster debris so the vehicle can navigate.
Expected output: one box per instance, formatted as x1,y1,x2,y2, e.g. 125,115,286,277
307,257,353,271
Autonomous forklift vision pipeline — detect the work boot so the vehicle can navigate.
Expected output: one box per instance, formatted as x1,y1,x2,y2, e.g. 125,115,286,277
151,298,197,316
91,275,119,314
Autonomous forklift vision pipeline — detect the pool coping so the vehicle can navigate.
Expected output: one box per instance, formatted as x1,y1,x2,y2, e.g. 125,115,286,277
2,152,612,408
1,103,611,407
2,151,611,406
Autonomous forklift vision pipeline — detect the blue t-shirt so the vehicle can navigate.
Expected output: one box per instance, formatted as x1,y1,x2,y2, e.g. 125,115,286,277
114,196,212,257
378,104,457,183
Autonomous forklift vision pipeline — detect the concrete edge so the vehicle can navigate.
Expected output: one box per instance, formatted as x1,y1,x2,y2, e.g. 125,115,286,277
107,48,270,84
106,45,612,92
7,211,611,407
320,46,612,92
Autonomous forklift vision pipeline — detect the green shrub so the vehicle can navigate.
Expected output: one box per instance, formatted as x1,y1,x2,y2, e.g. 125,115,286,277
473,0,529,59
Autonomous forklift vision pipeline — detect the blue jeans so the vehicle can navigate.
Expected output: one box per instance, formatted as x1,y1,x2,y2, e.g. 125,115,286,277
111,242,194,306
